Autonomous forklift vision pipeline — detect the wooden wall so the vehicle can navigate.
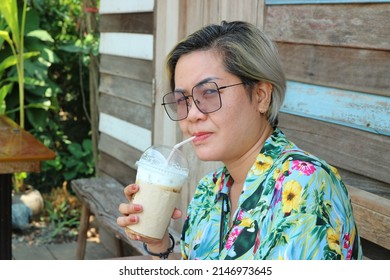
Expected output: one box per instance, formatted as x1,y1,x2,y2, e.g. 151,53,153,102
97,0,390,258
97,0,154,186
264,0,390,257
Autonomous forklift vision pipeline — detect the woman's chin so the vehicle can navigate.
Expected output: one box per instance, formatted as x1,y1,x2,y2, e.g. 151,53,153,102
194,147,220,162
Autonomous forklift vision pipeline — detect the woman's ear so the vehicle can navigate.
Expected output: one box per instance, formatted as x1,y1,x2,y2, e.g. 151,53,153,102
255,82,273,114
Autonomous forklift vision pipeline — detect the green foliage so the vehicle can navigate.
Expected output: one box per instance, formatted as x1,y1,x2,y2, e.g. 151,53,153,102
0,0,59,128
63,139,95,180
1,0,99,192
44,199,80,240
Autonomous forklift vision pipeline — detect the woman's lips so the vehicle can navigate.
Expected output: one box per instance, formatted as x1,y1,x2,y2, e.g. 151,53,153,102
193,132,212,143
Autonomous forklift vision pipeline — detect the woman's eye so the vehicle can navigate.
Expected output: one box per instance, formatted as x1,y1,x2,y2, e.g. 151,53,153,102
203,88,218,96
176,96,187,105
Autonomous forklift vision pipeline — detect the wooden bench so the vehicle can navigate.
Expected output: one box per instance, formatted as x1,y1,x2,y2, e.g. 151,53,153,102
71,176,181,260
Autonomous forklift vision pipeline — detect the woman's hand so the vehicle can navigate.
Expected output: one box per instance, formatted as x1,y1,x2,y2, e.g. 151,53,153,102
116,183,182,246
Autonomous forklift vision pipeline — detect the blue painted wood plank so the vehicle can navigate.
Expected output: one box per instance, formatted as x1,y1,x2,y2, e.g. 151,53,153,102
280,81,390,136
266,0,390,4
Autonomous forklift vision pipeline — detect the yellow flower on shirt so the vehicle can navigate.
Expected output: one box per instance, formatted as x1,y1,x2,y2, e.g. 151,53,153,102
253,154,273,175
326,227,342,255
282,180,302,214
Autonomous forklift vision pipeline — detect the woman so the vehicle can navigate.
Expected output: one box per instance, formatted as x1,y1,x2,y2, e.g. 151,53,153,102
117,21,362,260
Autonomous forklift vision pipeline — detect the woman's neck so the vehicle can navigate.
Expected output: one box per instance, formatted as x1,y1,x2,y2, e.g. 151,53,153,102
225,124,273,186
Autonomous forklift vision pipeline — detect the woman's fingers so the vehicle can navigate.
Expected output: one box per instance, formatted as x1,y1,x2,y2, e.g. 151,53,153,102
117,200,143,228
117,213,138,227
123,183,139,201
118,202,143,215
172,208,182,220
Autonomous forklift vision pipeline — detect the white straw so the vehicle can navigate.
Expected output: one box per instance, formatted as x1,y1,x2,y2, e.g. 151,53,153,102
173,136,196,149
167,136,195,164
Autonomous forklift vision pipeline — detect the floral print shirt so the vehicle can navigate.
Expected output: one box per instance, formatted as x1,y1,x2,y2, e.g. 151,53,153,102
181,128,363,260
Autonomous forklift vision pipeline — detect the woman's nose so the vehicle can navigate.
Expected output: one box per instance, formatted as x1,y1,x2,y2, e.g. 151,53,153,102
187,99,206,121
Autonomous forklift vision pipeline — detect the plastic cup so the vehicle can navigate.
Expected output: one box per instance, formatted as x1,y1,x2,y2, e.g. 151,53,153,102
126,144,189,240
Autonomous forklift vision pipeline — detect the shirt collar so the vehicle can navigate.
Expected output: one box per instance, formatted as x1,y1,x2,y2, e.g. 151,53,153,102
214,127,290,204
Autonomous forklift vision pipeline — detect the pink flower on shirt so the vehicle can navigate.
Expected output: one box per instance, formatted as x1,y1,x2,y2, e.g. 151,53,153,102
292,160,316,175
225,227,243,250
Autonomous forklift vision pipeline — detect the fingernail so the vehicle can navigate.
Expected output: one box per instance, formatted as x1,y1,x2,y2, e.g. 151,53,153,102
132,185,138,191
130,216,137,223
134,205,142,212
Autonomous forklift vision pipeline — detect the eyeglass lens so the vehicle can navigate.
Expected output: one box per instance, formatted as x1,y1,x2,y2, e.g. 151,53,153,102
163,82,222,121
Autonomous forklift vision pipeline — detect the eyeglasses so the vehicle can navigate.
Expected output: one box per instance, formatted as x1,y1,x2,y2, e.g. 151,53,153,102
161,81,244,121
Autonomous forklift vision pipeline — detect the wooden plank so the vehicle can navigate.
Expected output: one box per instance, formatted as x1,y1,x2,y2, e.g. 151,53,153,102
71,176,182,256
178,0,265,34
346,185,390,250
99,94,153,131
99,73,153,107
99,13,154,34
100,0,154,14
99,112,152,151
98,133,143,170
0,161,40,173
98,152,137,187
281,81,390,135
154,0,181,147
100,54,153,82
99,33,153,60
217,0,265,26
179,0,206,36
266,0,390,4
277,42,390,97
265,3,390,50
70,177,144,255
339,168,390,200
278,113,390,184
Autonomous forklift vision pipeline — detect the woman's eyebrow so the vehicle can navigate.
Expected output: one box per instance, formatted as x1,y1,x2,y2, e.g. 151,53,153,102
194,77,219,87
174,77,221,92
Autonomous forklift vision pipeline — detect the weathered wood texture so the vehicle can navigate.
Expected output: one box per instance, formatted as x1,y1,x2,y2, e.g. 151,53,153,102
99,33,153,60
178,0,265,37
153,0,182,148
98,133,143,170
339,168,390,200
99,12,153,33
279,113,389,185
97,10,155,180
100,55,153,82
99,73,153,107
265,3,390,50
346,185,390,251
99,0,154,14
98,152,137,187
71,177,139,252
277,42,390,97
71,177,182,258
281,81,389,135
99,93,152,131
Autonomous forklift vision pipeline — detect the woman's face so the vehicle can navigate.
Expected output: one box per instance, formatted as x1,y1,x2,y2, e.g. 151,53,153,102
175,50,270,164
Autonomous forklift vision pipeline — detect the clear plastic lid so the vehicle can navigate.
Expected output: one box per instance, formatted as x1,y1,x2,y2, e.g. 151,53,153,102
136,144,189,178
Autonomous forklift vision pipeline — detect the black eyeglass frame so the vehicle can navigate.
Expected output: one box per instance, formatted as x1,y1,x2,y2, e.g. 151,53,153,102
161,81,245,121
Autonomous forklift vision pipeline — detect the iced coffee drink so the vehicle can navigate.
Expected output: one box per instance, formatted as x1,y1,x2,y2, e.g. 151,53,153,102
126,144,190,240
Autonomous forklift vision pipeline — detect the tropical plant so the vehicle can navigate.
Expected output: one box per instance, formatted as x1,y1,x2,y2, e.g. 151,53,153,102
0,0,39,127
1,0,59,193
23,0,98,192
